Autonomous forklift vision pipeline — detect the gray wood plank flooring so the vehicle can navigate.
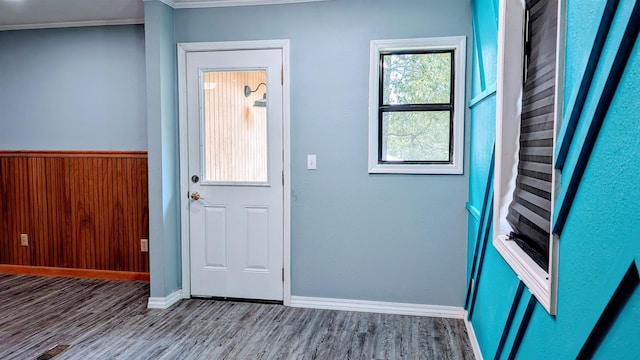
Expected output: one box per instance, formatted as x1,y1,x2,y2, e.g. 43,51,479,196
0,274,474,359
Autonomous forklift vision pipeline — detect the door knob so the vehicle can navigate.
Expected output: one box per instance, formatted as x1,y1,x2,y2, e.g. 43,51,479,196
190,191,202,200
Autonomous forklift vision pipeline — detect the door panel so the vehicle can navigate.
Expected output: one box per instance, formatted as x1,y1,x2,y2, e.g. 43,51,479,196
244,206,270,272
187,49,283,301
203,205,228,270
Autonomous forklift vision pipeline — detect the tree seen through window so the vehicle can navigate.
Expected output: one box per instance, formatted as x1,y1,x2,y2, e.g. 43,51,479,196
380,51,454,163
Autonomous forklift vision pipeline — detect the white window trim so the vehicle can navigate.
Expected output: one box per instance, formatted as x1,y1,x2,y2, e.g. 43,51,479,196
493,0,565,315
368,36,466,175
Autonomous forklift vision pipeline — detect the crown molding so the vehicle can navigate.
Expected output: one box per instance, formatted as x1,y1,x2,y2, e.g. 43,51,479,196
0,18,144,31
144,0,330,9
147,0,177,8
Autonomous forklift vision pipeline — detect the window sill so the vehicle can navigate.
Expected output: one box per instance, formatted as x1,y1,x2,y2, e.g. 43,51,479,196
493,234,558,315
368,162,463,175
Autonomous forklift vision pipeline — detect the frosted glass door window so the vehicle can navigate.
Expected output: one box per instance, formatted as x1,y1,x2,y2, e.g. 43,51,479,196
201,70,268,184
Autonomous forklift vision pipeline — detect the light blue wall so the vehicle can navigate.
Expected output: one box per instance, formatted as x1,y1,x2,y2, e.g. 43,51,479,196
165,0,473,306
467,0,640,358
0,25,146,150
144,1,181,298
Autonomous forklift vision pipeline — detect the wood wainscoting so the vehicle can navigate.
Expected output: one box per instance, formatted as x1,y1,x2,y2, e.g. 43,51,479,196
0,151,149,281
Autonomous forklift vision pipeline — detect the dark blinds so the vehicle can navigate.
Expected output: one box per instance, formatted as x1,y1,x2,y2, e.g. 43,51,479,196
506,0,557,272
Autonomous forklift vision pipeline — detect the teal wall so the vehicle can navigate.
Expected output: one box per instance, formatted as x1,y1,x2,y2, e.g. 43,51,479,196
142,0,474,305
0,25,146,150
467,0,640,358
466,0,498,281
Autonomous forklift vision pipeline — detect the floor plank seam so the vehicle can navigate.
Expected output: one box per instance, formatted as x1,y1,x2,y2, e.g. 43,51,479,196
0,274,474,360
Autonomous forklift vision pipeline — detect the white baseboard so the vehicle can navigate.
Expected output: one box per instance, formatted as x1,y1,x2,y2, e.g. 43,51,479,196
147,289,183,309
464,313,483,360
289,296,465,318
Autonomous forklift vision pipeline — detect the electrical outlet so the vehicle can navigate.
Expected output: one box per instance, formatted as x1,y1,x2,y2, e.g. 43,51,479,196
141,238,149,252
20,234,28,247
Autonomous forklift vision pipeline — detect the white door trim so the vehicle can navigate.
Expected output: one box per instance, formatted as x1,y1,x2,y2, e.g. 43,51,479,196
177,40,291,305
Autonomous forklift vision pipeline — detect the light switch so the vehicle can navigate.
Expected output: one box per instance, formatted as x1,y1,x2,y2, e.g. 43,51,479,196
307,155,317,170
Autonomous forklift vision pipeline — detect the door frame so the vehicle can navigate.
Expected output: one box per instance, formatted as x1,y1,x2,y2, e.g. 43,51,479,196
177,40,291,305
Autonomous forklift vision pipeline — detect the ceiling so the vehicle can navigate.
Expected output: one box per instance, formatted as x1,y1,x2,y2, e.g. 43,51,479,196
0,0,329,31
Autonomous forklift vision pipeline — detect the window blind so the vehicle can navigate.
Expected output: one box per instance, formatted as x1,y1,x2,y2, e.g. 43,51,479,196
506,0,557,272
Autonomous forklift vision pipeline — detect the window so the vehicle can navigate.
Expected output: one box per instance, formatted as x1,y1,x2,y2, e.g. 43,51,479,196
494,0,563,314
202,70,268,184
368,37,466,174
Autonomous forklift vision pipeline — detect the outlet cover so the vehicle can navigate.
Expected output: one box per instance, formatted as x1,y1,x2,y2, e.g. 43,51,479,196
20,234,28,247
307,154,317,170
141,238,149,252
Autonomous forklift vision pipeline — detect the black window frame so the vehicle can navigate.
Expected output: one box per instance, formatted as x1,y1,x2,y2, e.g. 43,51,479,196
377,49,456,165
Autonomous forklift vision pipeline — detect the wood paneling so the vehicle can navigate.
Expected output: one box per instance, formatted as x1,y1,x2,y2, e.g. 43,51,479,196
0,151,148,276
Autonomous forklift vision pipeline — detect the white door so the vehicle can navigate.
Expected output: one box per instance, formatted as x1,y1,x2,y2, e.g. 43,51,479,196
186,49,283,301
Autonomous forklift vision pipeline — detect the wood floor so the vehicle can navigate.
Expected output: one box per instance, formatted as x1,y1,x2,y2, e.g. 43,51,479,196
0,274,474,359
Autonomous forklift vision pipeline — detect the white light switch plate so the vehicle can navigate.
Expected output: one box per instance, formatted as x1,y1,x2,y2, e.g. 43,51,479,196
307,155,317,170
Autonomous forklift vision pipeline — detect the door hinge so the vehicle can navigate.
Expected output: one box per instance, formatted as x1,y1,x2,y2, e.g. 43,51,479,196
282,171,284,186
282,268,285,282
281,67,283,85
